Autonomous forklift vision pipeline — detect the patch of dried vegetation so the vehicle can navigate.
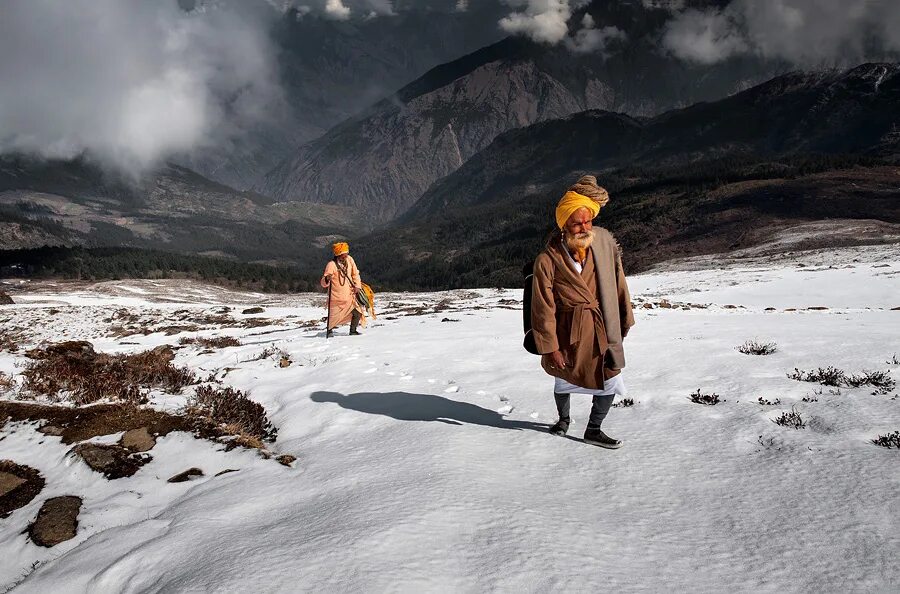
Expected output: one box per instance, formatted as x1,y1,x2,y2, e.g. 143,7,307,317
186,385,277,448
179,336,241,349
21,341,195,404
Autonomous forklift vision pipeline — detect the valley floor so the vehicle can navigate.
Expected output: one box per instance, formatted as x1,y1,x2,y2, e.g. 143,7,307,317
1,244,898,592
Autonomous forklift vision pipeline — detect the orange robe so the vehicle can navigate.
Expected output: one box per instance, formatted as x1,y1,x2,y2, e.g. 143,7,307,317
320,256,367,330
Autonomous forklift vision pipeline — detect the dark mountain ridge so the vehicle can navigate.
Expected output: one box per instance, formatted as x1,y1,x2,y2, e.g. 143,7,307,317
259,1,790,224
352,63,900,289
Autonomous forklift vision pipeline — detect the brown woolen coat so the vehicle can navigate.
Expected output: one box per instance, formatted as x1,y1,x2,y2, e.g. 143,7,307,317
531,229,635,390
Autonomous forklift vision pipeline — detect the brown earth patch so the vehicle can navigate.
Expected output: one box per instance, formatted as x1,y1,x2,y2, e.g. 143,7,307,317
0,461,45,518
0,401,200,444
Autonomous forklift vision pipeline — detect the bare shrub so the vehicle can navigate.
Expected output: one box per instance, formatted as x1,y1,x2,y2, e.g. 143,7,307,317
21,342,195,404
788,366,846,386
773,407,805,429
688,389,721,405
871,431,900,449
737,340,777,355
187,385,277,444
0,371,13,392
612,398,635,408
787,367,895,395
179,336,241,349
757,397,781,405
0,330,19,353
845,370,895,395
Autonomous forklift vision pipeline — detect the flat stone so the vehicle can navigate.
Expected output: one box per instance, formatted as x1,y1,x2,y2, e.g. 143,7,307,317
0,472,26,497
29,496,82,547
121,427,156,452
38,424,66,437
71,443,151,479
242,307,265,315
168,468,204,483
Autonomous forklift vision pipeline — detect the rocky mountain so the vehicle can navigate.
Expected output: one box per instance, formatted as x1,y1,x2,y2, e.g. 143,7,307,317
178,1,508,189
351,64,900,289
260,1,789,223
0,156,361,267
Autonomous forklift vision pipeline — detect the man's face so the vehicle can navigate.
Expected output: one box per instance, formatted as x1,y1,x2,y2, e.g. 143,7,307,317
337,253,348,262
565,207,593,237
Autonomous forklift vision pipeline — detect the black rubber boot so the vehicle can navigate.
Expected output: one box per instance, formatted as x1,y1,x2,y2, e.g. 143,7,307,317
548,417,570,436
583,425,622,449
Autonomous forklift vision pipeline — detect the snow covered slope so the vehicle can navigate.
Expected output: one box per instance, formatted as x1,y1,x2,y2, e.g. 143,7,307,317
1,244,898,592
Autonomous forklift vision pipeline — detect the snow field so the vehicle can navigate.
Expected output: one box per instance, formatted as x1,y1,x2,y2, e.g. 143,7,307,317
0,247,898,592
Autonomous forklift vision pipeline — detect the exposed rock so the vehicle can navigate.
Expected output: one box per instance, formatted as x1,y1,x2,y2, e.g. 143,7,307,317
38,424,66,437
168,468,204,483
121,427,156,453
0,461,44,518
0,472,26,497
29,496,82,547
71,443,151,479
276,455,296,467
0,291,13,305
215,468,239,477
279,357,292,368
242,307,265,315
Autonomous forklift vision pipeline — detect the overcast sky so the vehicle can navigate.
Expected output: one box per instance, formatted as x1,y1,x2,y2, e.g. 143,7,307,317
1,0,896,175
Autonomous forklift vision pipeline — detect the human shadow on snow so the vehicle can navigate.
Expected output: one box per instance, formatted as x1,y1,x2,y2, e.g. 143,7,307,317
310,391,548,432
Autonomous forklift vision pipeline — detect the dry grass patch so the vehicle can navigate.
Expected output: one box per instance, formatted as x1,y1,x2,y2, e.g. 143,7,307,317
788,366,895,395
21,342,195,404
773,407,806,429
871,431,900,449
0,371,13,393
179,336,241,349
737,340,777,355
186,385,277,447
688,388,722,405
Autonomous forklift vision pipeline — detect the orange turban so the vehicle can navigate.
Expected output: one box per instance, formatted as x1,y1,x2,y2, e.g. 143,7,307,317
555,190,607,229
332,242,349,257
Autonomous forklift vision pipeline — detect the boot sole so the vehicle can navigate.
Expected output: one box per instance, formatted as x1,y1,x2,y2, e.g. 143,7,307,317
583,437,623,449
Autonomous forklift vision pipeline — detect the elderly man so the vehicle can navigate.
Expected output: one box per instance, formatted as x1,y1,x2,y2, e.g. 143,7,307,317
320,242,366,338
530,175,635,448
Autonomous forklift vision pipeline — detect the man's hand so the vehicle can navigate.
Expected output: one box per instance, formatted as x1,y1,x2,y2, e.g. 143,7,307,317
543,350,568,370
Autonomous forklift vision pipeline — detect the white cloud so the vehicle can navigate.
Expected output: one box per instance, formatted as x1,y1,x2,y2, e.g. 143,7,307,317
662,8,747,64
0,0,280,175
325,0,352,19
567,13,626,54
499,0,573,44
663,0,900,66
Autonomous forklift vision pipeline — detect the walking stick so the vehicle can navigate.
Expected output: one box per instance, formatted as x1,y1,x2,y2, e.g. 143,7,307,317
325,278,332,339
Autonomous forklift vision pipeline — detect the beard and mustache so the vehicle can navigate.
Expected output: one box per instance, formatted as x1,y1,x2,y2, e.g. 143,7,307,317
563,229,595,262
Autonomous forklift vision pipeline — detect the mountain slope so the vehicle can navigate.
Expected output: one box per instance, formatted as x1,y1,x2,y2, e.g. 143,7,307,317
178,2,508,189
0,156,360,266
352,64,900,289
260,2,788,223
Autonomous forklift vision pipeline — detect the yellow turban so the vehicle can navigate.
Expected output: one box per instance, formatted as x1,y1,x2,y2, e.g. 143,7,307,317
332,242,349,257
555,190,604,229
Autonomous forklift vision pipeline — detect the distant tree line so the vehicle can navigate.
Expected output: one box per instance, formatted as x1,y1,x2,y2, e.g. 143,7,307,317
0,246,322,293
